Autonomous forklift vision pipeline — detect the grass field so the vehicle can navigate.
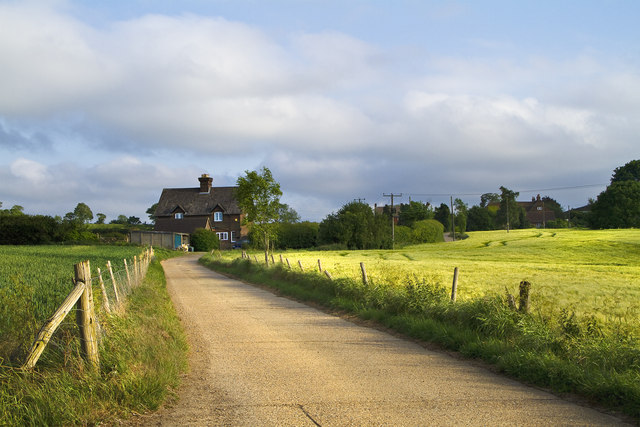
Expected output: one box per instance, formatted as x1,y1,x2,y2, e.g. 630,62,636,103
0,245,188,425
234,229,640,333
0,245,145,362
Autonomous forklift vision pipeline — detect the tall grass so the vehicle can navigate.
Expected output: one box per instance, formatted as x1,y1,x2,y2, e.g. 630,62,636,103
0,249,188,425
200,252,640,420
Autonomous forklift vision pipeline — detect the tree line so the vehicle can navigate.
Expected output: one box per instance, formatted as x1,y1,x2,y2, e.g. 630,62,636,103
0,201,146,245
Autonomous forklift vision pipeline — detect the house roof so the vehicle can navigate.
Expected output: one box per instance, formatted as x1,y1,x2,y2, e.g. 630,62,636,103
154,186,242,217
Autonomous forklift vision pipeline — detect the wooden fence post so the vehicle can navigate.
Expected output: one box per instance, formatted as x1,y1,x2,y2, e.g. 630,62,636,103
317,259,322,272
324,270,333,280
124,259,132,291
451,267,459,302
360,262,369,286
271,254,275,264
97,267,111,313
519,280,531,313
134,256,139,284
298,260,304,271
75,260,99,370
107,260,120,305
22,279,86,369
286,258,291,269
280,254,283,263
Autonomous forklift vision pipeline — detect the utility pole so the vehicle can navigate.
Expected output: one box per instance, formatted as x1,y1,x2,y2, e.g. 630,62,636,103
383,193,402,249
450,196,455,241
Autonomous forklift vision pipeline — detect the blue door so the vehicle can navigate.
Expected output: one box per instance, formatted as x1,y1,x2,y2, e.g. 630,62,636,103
174,234,181,249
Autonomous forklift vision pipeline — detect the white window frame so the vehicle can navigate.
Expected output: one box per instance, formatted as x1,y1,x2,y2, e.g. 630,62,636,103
174,212,183,219
214,211,223,222
216,232,229,241
230,231,236,242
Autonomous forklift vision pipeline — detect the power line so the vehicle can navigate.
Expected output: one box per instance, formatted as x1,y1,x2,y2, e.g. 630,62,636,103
405,183,607,198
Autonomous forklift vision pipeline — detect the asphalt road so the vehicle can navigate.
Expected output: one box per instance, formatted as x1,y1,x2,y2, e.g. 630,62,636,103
134,254,625,426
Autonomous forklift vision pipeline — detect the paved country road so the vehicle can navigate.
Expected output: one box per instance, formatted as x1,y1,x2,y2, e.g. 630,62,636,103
129,255,626,426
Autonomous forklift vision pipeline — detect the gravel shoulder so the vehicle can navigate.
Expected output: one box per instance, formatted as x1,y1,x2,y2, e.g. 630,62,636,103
125,254,626,426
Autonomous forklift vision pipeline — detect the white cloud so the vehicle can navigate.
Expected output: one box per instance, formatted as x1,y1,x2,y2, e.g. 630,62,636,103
10,158,49,183
0,2,637,220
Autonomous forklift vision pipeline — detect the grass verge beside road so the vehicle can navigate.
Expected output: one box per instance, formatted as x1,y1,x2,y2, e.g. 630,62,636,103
0,251,188,425
200,251,640,421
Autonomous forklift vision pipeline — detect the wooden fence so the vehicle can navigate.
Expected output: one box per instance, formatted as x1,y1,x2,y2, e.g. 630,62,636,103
239,250,531,312
22,247,154,370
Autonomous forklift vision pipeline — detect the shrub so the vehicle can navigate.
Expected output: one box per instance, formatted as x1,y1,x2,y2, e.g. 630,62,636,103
411,219,444,243
190,228,220,251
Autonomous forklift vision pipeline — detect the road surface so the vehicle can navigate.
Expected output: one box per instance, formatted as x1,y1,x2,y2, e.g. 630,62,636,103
130,254,625,426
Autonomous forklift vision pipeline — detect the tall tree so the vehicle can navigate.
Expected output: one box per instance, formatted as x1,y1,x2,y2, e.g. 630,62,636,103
590,161,640,228
73,202,93,224
236,167,283,264
453,198,468,234
611,159,640,183
480,193,500,208
318,201,390,249
496,186,521,231
96,213,107,224
277,203,300,223
398,201,433,227
434,203,450,231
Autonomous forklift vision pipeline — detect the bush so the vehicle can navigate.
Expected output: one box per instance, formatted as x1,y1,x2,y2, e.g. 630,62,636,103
276,222,319,249
190,228,220,251
411,219,444,243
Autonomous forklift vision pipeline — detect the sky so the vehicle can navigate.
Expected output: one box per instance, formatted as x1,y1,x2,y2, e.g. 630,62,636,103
1,0,639,222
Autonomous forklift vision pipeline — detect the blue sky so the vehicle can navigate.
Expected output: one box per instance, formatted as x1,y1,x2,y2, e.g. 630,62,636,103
1,0,639,222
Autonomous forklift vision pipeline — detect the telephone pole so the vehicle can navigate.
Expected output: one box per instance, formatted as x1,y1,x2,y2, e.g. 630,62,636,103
383,193,402,249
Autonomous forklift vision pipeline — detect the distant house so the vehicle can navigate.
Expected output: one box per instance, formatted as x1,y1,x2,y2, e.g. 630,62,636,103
517,194,556,228
154,174,247,249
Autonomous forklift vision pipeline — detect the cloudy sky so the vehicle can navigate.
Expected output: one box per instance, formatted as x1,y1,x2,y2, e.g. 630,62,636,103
1,0,638,222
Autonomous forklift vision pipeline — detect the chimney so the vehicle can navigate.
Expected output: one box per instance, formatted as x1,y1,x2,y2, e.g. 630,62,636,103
198,174,213,194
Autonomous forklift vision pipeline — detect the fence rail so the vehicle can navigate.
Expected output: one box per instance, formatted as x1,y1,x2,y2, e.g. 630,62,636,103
22,247,154,370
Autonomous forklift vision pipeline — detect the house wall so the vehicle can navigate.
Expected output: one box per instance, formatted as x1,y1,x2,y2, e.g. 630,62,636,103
211,211,244,249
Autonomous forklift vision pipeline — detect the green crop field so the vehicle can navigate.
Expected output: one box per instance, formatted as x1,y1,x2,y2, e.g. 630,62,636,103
0,245,144,362
235,229,640,332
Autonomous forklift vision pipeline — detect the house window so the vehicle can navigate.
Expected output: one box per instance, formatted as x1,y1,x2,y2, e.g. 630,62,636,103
231,231,236,242
174,213,183,219
214,212,223,222
216,232,229,241
537,207,542,211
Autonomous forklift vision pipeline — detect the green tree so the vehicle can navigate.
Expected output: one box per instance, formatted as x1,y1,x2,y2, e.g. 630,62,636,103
434,203,450,231
146,203,158,224
110,214,129,224
398,201,433,227
611,159,640,183
480,193,500,208
467,205,494,231
589,181,640,228
453,198,468,234
127,216,141,225
318,201,390,249
236,167,283,264
277,204,300,223
73,202,93,224
496,186,522,230
96,213,107,224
